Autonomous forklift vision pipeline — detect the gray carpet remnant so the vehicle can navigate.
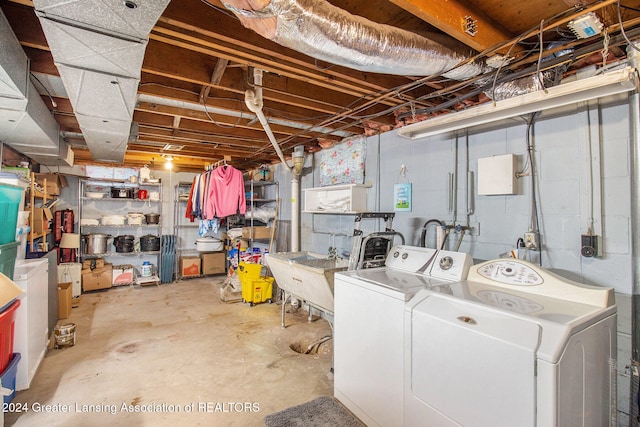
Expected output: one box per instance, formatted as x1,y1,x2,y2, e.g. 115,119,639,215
264,396,366,427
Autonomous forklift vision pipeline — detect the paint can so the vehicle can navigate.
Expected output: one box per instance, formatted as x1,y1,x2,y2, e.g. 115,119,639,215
54,323,76,349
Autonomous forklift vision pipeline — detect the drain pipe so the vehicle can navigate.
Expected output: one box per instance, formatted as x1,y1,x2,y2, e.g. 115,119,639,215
627,43,640,426
245,69,291,173
290,146,305,251
245,68,305,251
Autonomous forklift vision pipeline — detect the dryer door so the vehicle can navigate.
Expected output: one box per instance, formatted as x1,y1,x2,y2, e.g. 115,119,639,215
405,294,541,427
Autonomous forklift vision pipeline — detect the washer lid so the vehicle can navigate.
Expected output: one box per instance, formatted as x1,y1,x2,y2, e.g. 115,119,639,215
407,280,616,362
339,268,448,300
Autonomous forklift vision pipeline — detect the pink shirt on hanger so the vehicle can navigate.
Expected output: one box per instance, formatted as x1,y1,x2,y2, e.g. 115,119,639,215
204,165,246,219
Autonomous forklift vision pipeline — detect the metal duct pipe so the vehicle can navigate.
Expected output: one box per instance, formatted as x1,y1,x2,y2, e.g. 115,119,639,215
137,93,351,137
32,0,170,163
223,0,485,79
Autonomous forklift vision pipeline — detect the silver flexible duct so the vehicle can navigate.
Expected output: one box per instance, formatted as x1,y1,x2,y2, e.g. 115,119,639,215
223,0,486,79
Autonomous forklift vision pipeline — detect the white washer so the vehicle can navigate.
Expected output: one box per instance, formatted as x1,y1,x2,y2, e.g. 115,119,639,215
404,258,617,427
334,246,472,427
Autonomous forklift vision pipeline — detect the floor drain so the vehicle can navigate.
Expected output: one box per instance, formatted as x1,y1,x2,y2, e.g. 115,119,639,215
289,336,332,355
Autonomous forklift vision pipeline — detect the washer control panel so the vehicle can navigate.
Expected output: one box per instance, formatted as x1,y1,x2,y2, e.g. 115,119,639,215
385,246,438,272
385,246,472,281
429,250,473,281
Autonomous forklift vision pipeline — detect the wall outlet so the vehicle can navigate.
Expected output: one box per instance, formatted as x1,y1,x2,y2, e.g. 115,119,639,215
524,231,539,251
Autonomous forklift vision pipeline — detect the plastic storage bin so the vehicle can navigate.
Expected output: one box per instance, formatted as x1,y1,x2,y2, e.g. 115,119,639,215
0,241,20,281
242,277,274,306
0,300,20,373
0,184,23,245
1,353,20,403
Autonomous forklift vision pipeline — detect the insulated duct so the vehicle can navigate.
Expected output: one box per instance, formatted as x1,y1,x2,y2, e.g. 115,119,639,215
222,0,486,80
0,9,70,166
32,0,170,163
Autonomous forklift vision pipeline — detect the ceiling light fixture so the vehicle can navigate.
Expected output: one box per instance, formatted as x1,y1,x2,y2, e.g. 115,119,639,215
164,155,173,170
397,67,638,140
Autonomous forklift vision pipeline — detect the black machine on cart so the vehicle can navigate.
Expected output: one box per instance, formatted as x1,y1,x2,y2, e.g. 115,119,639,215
348,212,404,270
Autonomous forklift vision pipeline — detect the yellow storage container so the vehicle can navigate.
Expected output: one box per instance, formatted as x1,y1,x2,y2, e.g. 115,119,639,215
238,261,264,287
242,277,274,306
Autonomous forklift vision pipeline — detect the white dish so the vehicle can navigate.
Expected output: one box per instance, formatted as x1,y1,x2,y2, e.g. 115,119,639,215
101,215,126,226
86,192,105,199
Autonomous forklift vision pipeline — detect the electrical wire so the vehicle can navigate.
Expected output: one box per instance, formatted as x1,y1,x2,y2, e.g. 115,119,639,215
617,0,640,52
536,20,547,92
419,219,445,248
525,112,542,265
29,73,57,108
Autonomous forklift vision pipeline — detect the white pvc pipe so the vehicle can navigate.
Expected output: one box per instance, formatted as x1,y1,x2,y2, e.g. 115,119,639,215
244,87,291,172
291,175,300,251
244,68,300,252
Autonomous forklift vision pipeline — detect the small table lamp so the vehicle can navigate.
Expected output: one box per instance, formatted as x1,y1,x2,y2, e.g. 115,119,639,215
59,233,80,263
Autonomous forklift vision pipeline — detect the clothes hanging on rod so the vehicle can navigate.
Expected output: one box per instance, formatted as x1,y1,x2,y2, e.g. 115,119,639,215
185,162,246,223
204,164,246,219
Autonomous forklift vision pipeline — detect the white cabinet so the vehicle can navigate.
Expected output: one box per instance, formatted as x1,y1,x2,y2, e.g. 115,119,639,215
58,263,82,298
12,258,49,391
303,184,369,213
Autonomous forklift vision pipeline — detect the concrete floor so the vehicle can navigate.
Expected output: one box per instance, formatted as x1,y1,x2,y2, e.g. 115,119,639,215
4,277,334,426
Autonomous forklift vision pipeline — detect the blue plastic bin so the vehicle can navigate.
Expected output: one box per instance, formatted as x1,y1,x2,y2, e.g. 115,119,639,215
0,353,20,404
0,184,23,246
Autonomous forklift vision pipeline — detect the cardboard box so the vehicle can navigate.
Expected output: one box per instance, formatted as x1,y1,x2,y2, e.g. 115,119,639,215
35,173,67,196
58,282,72,319
241,226,271,239
32,207,53,234
112,265,134,286
81,264,113,292
201,252,226,275
180,256,201,277
0,272,25,309
83,258,105,270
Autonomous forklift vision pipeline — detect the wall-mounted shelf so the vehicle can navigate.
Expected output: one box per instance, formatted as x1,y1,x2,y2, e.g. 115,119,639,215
303,184,369,214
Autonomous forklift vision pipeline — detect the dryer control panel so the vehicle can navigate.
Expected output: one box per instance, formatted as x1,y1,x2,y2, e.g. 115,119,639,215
468,258,615,308
476,260,543,286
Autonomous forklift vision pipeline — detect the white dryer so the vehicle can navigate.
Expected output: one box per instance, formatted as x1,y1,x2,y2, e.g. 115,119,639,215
404,258,617,427
334,246,473,427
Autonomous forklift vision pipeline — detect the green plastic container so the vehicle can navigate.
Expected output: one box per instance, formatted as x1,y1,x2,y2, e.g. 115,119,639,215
0,184,22,246
0,241,19,281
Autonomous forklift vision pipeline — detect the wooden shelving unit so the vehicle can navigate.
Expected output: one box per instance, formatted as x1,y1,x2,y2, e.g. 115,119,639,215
28,172,54,253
